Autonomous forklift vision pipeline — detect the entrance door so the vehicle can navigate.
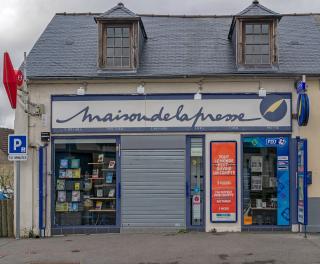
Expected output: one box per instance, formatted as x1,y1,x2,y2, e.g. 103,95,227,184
242,136,290,227
186,136,205,229
121,136,186,230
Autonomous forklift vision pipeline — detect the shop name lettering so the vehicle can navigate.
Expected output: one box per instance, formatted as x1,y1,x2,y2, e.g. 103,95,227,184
56,105,261,128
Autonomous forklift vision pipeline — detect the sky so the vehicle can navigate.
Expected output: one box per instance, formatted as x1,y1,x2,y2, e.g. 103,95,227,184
1,0,320,129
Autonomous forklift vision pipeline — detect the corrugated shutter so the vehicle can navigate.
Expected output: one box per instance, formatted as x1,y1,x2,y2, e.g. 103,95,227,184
121,136,186,230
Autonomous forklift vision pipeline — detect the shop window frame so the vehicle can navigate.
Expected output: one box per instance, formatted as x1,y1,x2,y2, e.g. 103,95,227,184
240,134,293,231
50,135,121,235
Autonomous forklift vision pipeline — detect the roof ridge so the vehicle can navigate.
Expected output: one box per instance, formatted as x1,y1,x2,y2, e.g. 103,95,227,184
55,12,320,17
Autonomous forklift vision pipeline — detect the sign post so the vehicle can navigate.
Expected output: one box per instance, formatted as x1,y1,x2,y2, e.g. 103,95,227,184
8,135,28,239
297,138,308,238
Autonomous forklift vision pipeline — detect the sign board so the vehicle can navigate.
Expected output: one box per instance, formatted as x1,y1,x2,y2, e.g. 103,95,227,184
297,138,308,225
8,135,28,161
192,195,201,221
211,141,237,222
41,131,51,142
52,94,291,133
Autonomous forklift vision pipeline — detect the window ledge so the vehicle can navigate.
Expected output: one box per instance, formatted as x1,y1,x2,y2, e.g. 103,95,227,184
237,64,279,73
97,68,137,75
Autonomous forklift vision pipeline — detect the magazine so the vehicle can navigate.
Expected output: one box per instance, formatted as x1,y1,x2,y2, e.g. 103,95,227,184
108,160,116,169
57,191,66,202
56,179,65,191
70,159,80,169
60,159,69,169
72,191,81,202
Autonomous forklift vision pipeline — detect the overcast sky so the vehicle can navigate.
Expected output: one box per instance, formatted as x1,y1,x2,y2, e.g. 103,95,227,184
1,0,320,129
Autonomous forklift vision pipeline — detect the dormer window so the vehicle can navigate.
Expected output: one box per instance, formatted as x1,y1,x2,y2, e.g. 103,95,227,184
95,3,147,71
106,25,131,68
228,0,281,69
244,22,270,65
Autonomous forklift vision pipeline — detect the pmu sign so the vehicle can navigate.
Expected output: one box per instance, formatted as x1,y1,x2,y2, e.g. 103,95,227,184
8,135,28,161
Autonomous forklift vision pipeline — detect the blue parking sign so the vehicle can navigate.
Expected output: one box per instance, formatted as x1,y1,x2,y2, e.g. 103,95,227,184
8,135,28,155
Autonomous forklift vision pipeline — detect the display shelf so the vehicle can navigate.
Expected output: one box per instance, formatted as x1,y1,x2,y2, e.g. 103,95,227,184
94,184,116,188
89,209,116,212
88,162,105,165
101,168,116,171
89,197,116,200
88,177,104,180
251,207,277,210
58,177,83,180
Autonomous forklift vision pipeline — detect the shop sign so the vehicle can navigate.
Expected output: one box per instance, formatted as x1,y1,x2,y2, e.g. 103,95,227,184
51,93,291,133
210,141,237,223
297,138,308,225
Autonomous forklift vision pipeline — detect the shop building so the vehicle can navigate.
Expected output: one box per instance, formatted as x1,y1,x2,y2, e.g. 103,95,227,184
15,1,320,236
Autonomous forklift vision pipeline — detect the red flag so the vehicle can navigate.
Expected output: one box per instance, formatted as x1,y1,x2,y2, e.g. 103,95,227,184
3,52,22,109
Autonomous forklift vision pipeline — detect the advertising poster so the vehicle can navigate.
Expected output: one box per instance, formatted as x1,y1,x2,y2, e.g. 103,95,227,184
297,139,308,225
211,142,237,222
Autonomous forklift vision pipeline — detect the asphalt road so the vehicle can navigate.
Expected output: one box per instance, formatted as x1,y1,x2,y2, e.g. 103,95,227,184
0,232,319,264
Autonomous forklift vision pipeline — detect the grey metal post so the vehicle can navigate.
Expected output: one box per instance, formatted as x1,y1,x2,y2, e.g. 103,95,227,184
15,161,20,239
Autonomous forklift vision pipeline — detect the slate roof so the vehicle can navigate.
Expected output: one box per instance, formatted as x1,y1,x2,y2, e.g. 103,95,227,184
95,2,140,20
24,8,320,79
236,1,280,17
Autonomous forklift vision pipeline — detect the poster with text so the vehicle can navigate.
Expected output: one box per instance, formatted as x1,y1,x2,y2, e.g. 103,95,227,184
211,141,237,222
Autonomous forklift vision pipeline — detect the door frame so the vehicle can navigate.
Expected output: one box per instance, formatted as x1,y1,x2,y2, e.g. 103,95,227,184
186,135,206,231
240,134,292,231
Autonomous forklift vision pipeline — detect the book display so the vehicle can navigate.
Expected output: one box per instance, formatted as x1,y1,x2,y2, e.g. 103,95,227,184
54,141,117,226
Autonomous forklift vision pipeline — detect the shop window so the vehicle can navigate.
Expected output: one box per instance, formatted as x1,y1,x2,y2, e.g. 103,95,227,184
188,137,204,226
54,139,118,226
242,136,290,226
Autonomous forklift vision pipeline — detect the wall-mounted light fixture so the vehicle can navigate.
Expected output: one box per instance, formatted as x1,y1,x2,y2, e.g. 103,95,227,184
137,82,145,94
194,81,203,100
77,82,87,95
258,87,267,97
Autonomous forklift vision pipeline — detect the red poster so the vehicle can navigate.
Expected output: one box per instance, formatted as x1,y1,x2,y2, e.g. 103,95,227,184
211,142,237,222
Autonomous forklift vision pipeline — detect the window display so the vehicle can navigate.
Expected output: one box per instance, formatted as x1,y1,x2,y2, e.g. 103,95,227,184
54,139,118,226
242,136,290,226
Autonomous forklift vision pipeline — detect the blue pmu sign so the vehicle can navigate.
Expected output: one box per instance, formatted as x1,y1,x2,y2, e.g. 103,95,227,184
8,135,28,161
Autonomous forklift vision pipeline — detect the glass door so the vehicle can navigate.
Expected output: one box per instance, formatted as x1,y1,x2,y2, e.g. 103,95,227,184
187,137,205,228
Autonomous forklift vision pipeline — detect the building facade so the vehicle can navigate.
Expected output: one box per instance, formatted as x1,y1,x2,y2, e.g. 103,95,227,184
15,1,320,236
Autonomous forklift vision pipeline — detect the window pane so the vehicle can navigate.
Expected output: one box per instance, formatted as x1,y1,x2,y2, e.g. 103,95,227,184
123,37,129,47
245,24,253,34
107,38,114,48
260,45,270,54
260,35,269,44
107,57,114,66
114,48,121,57
114,58,121,66
262,24,269,34
261,55,270,64
253,24,261,33
107,48,114,57
245,55,260,64
115,38,122,47
107,27,114,37
122,48,130,57
115,28,122,37
122,27,129,37
122,57,130,67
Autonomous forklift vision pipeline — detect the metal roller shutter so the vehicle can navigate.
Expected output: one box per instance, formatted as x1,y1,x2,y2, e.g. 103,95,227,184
121,136,186,230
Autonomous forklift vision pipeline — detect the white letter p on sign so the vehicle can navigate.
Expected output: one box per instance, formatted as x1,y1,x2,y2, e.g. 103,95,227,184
13,139,22,151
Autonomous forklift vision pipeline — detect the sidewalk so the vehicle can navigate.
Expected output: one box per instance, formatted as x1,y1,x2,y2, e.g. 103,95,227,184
0,232,319,264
